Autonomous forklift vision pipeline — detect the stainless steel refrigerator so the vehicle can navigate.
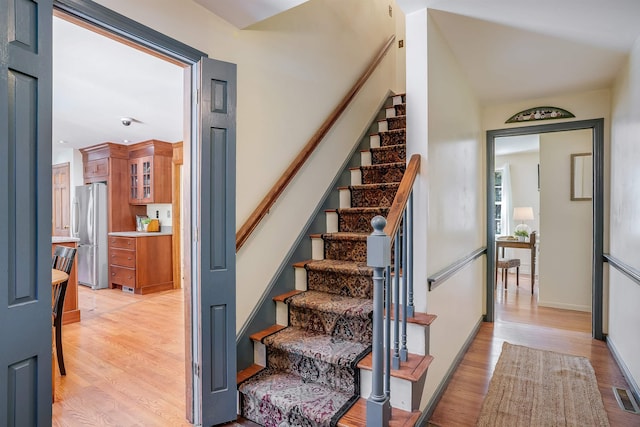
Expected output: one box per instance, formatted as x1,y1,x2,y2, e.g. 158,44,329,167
72,183,108,289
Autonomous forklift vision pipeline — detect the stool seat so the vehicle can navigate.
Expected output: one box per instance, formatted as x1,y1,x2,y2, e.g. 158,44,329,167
496,258,520,289
497,258,520,269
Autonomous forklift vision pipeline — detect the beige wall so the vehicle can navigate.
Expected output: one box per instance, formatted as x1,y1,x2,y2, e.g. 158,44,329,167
94,0,402,331
538,130,592,312
609,34,640,392
409,11,484,410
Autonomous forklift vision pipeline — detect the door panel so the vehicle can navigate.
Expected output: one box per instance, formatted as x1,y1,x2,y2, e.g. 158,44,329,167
199,57,237,426
0,0,53,424
52,163,70,236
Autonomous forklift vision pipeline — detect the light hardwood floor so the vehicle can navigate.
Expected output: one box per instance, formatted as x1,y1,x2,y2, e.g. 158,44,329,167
52,286,190,426
429,273,640,427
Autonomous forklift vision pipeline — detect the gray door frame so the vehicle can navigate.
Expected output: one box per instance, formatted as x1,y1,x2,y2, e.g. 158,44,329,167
486,118,605,340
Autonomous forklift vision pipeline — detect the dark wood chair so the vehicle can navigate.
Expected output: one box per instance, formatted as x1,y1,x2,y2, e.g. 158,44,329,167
52,245,77,376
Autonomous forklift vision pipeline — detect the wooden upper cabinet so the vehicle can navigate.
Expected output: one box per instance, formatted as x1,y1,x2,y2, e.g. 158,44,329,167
127,140,173,205
80,143,143,232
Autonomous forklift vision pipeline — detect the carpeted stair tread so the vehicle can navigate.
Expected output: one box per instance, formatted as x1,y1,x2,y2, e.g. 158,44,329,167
384,116,406,130
239,369,356,427
303,259,374,298
287,290,372,320
321,233,368,262
303,259,372,276
322,232,368,240
370,144,406,165
347,182,400,208
264,326,369,367
360,162,406,185
337,207,391,233
337,207,390,214
377,129,406,147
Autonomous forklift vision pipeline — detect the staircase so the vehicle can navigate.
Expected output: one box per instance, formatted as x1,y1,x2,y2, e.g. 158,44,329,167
237,94,435,427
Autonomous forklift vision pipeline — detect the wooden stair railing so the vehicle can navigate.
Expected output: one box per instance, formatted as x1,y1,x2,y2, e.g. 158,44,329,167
235,34,396,251
367,154,420,426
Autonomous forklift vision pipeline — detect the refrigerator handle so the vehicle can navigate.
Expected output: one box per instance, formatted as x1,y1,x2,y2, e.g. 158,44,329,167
71,198,79,237
87,192,94,239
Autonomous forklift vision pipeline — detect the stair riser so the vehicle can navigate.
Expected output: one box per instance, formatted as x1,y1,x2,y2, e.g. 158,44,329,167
267,347,359,394
289,306,373,343
361,166,406,185
387,323,428,356
338,209,390,233
371,145,406,165
359,371,424,412
307,270,373,299
350,186,398,208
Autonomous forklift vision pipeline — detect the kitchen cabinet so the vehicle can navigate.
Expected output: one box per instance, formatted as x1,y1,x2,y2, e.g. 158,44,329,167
80,143,146,231
128,140,172,204
108,233,173,294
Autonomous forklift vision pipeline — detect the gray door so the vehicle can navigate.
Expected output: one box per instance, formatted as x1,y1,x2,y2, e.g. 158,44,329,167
199,57,237,425
0,0,54,425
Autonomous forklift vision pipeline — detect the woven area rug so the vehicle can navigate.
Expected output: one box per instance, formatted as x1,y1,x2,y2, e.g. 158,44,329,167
477,342,610,427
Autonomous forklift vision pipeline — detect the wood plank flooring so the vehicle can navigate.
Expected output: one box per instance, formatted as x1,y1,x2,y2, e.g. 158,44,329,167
54,274,639,426
429,274,640,427
52,285,190,426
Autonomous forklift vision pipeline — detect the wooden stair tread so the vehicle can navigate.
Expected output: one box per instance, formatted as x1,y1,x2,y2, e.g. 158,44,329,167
237,364,264,384
338,398,420,427
387,305,437,326
357,352,434,382
273,289,303,302
221,416,263,426
249,324,286,342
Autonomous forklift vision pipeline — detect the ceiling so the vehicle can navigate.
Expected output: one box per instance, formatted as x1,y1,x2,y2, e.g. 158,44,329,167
52,0,640,152
52,17,184,152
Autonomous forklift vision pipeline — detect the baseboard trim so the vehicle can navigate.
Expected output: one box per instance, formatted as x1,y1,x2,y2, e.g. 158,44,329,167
606,337,640,405
416,315,484,427
536,300,591,312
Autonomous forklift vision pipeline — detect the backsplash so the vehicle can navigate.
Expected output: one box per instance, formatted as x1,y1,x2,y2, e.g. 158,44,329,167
146,203,172,227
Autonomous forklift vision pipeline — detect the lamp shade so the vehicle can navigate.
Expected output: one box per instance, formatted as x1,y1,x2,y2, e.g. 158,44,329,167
513,207,534,221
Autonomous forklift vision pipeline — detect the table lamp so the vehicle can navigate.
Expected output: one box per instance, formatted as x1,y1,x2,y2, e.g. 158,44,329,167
513,207,534,236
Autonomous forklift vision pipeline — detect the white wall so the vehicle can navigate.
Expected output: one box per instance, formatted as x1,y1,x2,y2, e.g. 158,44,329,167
94,0,402,331
538,130,592,312
495,150,540,273
406,10,484,410
609,34,640,393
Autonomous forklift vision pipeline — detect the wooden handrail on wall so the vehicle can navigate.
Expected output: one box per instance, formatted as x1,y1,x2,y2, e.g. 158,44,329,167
236,34,396,251
384,154,420,238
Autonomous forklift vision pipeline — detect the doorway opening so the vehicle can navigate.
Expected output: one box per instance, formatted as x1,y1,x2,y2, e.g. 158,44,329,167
485,119,605,340
51,8,194,424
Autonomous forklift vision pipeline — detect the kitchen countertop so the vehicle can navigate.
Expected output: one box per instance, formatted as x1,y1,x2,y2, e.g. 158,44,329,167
108,231,173,237
52,236,80,243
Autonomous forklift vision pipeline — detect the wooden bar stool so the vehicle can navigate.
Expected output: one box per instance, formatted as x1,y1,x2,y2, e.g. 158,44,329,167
496,258,520,289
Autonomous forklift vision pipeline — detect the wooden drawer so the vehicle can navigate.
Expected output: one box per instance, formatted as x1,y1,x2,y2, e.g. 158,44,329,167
110,248,135,268
109,236,135,250
110,265,136,287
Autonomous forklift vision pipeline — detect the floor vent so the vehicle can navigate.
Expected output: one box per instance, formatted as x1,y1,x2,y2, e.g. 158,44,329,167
613,387,640,414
